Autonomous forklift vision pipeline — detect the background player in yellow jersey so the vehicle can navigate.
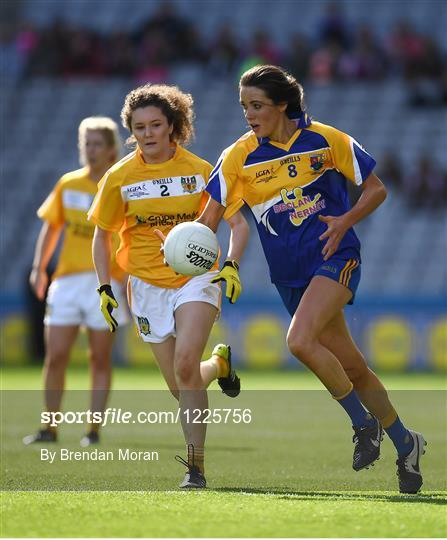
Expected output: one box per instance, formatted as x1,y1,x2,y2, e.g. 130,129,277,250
88,84,249,489
200,65,426,495
24,117,129,448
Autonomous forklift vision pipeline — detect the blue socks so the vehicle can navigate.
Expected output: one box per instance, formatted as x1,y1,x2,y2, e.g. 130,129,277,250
384,416,414,456
337,388,414,457
336,389,376,428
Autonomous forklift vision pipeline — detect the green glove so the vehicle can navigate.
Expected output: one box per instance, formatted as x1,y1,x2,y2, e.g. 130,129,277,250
211,260,242,304
97,284,119,333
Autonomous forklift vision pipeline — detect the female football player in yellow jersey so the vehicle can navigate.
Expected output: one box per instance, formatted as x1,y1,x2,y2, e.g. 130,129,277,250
24,117,129,448
89,84,249,489
199,65,426,495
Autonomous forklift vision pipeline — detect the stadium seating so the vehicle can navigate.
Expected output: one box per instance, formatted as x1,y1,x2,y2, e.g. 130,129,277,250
1,0,445,296
1,76,445,296
18,0,447,48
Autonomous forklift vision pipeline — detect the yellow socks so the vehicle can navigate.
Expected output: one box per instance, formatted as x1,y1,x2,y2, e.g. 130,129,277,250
213,355,229,378
379,408,398,429
188,444,205,474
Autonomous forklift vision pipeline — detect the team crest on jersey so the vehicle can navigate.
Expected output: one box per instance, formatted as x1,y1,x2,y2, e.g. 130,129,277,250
181,176,197,193
137,316,151,336
310,153,325,171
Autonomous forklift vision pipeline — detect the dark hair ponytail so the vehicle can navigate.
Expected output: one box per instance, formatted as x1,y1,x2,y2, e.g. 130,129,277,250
239,65,305,117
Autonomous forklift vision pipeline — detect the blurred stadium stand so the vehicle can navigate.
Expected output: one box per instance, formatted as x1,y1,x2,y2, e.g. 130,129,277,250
11,0,447,46
0,0,446,369
1,79,445,295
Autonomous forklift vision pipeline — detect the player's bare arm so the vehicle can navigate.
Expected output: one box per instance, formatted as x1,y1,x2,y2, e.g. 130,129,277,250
226,210,249,264
196,197,226,233
92,225,120,333
318,173,387,261
30,221,63,300
210,210,249,304
92,225,113,285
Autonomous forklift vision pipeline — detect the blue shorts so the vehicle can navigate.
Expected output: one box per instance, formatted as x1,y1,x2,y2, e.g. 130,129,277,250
275,258,361,317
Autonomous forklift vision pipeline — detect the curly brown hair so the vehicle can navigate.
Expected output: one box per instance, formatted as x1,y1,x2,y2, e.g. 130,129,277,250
120,84,195,146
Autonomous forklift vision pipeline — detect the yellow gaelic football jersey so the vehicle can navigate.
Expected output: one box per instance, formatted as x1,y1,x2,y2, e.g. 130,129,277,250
38,167,123,280
88,145,242,288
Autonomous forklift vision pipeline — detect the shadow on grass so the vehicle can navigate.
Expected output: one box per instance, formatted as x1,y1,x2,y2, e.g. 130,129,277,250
211,487,447,505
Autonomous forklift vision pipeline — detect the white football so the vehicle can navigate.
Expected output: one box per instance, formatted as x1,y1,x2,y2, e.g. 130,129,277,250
163,222,219,276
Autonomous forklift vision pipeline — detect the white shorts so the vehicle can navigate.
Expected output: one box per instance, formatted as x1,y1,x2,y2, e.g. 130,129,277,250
128,271,221,343
44,272,129,330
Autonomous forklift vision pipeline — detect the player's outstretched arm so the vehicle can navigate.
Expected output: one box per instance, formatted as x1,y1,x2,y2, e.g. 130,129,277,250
196,197,226,233
92,226,119,332
211,210,249,304
30,221,63,300
225,210,249,267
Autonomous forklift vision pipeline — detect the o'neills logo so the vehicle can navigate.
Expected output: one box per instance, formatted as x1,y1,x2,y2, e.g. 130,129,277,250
280,155,300,166
273,187,326,226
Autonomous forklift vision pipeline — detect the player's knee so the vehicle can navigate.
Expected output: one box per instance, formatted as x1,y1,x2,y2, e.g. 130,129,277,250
175,363,196,386
286,331,314,365
88,351,111,372
45,350,70,371
174,352,199,385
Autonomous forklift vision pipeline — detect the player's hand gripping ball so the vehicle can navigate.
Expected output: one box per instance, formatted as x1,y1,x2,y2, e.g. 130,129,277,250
163,222,219,276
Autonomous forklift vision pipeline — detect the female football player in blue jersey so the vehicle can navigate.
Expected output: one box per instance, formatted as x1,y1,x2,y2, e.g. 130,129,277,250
199,64,426,494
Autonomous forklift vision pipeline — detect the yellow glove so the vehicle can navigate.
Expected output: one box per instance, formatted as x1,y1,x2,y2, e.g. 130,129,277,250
97,284,119,333
211,260,241,304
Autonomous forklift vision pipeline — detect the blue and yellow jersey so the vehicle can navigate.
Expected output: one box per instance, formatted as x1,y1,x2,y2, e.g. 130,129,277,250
88,145,242,288
206,113,376,287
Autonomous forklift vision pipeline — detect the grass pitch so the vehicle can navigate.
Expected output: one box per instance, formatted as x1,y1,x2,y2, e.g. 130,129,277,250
1,367,446,538
3,490,446,538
